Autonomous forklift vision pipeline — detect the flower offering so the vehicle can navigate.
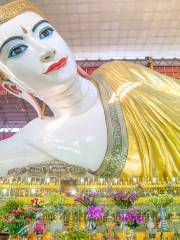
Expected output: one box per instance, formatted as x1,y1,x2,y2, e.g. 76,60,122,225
111,191,139,208
120,208,144,228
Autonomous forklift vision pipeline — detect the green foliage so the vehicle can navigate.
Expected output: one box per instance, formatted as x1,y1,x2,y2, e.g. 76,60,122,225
61,207,69,215
2,207,36,237
138,206,158,217
55,229,89,240
177,208,180,216
125,221,139,228
0,199,25,214
174,204,180,216
113,199,132,209
72,207,82,215
55,232,66,240
65,229,89,240
0,200,34,237
148,194,174,208
0,218,6,231
45,194,65,209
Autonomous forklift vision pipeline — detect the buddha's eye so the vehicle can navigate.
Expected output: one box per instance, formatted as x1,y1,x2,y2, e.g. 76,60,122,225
8,44,28,58
39,26,54,39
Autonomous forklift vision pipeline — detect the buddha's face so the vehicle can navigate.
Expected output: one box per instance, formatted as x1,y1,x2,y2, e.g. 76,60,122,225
0,12,77,97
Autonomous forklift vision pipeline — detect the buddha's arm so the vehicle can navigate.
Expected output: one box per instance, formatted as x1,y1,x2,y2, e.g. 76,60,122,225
0,129,52,176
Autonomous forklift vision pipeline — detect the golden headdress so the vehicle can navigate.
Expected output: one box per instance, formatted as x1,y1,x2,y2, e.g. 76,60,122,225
0,0,45,24
0,0,45,82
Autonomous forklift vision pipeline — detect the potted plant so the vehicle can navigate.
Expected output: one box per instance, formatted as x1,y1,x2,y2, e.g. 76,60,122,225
139,206,158,224
111,191,139,209
2,207,36,240
45,194,65,212
31,199,44,210
119,208,144,240
31,198,44,226
87,206,104,233
75,193,98,208
0,200,25,214
0,200,26,240
148,193,174,226
45,194,66,233
148,194,174,209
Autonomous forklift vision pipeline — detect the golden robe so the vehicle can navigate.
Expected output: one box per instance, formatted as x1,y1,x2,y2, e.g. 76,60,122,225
94,61,180,179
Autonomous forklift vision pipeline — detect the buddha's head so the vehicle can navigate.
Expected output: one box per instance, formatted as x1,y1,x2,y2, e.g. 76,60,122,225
0,0,77,97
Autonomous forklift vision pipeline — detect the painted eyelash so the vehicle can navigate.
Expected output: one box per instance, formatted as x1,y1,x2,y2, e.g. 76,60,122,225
39,26,54,39
8,44,28,58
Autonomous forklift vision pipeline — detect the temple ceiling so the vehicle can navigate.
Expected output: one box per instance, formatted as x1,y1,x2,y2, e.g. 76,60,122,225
1,0,180,59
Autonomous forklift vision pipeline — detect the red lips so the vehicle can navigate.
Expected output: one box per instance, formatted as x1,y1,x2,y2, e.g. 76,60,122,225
43,57,68,74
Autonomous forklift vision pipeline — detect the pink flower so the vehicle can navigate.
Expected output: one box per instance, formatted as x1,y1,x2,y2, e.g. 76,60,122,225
7,219,13,223
9,209,15,213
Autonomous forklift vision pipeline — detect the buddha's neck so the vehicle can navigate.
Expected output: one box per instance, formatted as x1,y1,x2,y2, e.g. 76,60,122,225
43,75,98,117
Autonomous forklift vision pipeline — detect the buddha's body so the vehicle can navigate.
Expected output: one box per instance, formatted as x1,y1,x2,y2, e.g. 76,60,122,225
0,75,108,175
0,1,179,179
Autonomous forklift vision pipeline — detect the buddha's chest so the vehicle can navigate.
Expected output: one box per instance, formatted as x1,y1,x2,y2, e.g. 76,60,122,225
29,98,107,171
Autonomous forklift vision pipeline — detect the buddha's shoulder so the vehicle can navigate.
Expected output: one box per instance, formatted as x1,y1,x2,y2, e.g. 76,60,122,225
93,60,179,89
93,60,151,82
94,60,144,74
93,60,151,85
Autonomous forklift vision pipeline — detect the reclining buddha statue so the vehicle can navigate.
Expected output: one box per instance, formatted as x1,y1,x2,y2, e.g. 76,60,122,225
0,0,179,179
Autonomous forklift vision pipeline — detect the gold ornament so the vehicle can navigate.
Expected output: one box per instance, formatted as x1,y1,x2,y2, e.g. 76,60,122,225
0,0,45,24
0,71,7,82
79,211,86,229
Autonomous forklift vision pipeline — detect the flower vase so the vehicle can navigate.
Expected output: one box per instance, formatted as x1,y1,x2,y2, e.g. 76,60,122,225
50,212,64,233
35,211,43,220
167,207,172,219
87,220,96,234
128,228,136,240
131,228,136,240
158,207,170,231
122,227,136,240
119,209,128,231
146,215,157,239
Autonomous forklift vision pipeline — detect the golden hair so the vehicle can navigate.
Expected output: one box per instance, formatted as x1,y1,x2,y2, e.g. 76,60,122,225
0,0,45,24
0,0,45,82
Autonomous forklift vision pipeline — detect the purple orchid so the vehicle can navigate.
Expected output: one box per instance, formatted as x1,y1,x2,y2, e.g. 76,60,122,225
120,208,144,228
88,206,104,220
75,194,97,207
111,191,139,208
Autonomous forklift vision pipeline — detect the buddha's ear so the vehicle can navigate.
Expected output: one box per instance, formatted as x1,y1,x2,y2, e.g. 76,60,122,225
0,62,44,119
0,61,26,91
77,64,89,77
2,81,44,119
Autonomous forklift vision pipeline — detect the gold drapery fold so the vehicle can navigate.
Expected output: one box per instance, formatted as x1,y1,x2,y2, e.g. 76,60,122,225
94,61,180,179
